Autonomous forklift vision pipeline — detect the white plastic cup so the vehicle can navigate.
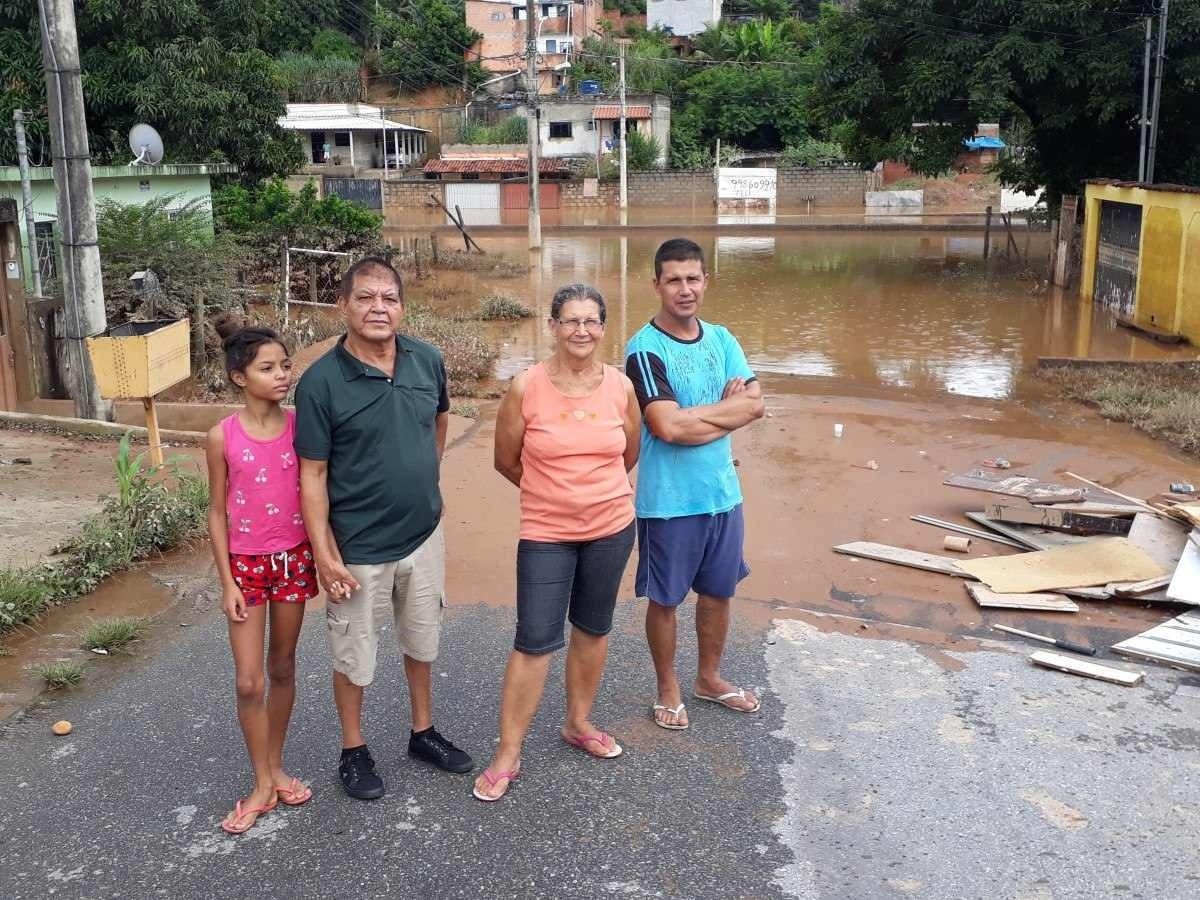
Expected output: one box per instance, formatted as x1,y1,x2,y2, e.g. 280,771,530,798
834,423,844,438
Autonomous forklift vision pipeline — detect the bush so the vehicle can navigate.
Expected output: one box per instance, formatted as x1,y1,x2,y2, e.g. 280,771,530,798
780,137,846,167
478,294,533,320
406,309,498,384
33,661,85,690
0,569,58,633
277,53,361,102
460,117,528,145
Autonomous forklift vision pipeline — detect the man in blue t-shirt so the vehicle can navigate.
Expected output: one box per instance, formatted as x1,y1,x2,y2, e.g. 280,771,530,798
624,238,764,731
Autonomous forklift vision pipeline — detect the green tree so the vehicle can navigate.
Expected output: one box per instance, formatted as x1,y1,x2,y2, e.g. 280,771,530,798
375,0,483,91
812,1,1200,198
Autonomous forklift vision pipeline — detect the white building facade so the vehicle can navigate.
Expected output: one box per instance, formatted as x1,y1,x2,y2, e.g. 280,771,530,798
277,103,430,170
647,0,722,37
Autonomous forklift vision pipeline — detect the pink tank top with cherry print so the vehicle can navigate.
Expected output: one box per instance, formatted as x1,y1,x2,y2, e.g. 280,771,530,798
221,410,308,555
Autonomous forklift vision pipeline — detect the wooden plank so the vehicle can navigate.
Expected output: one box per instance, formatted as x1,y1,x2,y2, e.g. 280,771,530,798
1110,575,1172,597
1030,650,1144,686
1058,585,1114,600
1063,473,1167,517
1112,638,1200,673
1049,501,1141,516
944,470,1085,504
983,502,1131,535
832,542,969,578
1166,530,1200,606
964,513,1095,551
965,583,1078,612
1165,502,1200,528
958,538,1165,594
1110,609,1200,672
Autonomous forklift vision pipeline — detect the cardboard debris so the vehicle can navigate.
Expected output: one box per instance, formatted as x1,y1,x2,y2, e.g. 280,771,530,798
957,538,1165,594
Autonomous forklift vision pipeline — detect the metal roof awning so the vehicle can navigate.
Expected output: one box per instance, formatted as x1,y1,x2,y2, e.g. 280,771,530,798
591,105,652,120
277,103,429,133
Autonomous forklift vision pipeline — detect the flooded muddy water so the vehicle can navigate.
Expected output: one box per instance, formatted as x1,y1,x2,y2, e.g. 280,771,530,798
390,228,1195,400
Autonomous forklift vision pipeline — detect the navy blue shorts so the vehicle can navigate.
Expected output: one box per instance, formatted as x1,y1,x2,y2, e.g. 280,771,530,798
635,505,750,607
515,520,636,655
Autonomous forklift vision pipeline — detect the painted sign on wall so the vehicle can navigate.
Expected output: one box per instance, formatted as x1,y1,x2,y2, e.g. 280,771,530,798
717,168,777,202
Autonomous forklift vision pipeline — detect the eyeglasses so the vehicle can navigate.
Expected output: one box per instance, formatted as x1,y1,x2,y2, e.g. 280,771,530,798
554,317,605,332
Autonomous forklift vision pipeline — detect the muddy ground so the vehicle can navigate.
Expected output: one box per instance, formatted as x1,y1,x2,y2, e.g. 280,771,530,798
4,371,1198,719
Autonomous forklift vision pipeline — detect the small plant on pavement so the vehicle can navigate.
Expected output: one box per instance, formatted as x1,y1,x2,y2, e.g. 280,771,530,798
81,617,150,653
33,661,85,690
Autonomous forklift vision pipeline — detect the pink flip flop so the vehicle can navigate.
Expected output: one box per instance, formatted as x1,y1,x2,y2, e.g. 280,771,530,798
472,765,520,802
221,797,278,834
275,777,313,806
563,731,623,759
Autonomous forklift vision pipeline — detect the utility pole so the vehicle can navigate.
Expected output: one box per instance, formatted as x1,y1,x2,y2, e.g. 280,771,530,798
525,0,541,249
1146,0,1169,184
1138,16,1153,181
37,0,109,420
618,39,629,211
12,110,43,298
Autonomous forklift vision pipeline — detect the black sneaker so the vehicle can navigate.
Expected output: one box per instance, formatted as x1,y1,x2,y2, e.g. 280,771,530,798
339,745,385,800
408,727,473,774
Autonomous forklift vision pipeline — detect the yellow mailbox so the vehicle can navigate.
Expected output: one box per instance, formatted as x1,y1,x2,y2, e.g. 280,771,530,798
86,319,191,465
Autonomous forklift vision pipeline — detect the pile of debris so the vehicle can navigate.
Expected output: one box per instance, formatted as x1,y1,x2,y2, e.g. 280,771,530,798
834,467,1200,687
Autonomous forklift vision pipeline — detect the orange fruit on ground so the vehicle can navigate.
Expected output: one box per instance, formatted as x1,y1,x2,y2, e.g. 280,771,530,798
51,720,72,736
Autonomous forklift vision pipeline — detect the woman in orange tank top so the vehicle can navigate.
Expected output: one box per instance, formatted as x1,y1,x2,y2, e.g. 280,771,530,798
473,284,641,802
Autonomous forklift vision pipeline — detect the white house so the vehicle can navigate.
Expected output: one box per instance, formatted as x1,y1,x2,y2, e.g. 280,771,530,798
647,0,722,37
515,94,672,166
276,103,431,170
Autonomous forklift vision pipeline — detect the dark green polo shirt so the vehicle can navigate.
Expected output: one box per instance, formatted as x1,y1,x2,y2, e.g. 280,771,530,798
294,334,449,565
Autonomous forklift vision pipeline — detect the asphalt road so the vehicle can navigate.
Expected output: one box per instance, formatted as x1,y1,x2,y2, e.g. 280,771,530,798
3,597,1200,899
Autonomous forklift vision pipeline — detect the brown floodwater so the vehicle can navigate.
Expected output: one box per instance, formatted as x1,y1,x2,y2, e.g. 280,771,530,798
388,228,1195,400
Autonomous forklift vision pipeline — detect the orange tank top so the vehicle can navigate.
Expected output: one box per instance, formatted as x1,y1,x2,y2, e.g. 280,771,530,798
519,362,635,542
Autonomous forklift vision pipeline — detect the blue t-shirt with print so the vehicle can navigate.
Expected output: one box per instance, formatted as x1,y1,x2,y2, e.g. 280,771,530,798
624,319,756,519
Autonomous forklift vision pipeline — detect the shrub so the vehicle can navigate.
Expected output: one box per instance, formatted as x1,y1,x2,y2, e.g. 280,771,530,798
33,661,85,690
478,294,533,320
406,310,498,384
460,117,528,145
277,53,361,102
0,569,58,633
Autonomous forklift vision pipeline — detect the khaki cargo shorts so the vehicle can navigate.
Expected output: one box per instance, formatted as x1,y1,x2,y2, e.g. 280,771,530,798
326,523,445,687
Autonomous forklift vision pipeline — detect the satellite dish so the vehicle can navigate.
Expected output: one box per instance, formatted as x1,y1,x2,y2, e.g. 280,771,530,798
128,124,164,165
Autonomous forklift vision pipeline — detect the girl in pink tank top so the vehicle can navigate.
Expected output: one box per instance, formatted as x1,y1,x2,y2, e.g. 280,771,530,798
205,320,316,835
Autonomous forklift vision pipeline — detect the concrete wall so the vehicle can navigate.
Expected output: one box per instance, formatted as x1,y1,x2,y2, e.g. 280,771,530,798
1081,181,1200,343
647,0,721,36
386,167,868,209
514,95,671,165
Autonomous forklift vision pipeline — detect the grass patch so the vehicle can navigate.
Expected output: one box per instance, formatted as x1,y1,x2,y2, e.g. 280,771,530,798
1040,365,1200,454
450,401,479,419
433,251,529,277
478,294,533,320
81,616,150,653
0,434,208,636
33,661,85,690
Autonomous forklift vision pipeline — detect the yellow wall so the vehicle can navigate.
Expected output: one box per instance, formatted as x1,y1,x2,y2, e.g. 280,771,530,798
1080,182,1200,342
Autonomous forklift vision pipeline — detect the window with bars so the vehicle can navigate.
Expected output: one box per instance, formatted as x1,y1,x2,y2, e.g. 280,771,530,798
548,121,572,139
34,221,57,292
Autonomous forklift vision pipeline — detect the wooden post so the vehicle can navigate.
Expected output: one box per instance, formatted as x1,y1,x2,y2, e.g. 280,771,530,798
143,396,163,467
983,205,993,260
1024,218,1032,265
455,204,470,252
430,233,439,265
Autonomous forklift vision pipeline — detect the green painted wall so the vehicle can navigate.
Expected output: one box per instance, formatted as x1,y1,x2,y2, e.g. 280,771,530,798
0,164,234,293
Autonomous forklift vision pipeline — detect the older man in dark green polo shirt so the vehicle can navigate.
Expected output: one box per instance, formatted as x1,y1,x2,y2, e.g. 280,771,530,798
295,256,472,800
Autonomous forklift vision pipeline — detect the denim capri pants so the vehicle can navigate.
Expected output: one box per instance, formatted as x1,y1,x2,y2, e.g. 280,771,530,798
514,519,636,654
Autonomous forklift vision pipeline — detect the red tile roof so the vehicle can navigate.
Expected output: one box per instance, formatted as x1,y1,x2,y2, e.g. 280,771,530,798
423,158,568,174
591,105,651,120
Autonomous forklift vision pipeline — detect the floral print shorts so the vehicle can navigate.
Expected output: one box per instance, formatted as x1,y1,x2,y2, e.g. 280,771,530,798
229,540,319,607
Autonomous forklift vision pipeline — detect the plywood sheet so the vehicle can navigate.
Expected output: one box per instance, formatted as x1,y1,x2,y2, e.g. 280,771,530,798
832,542,967,578
1113,610,1200,672
1124,514,1190,570
1031,650,1144,686
957,538,1166,594
965,582,1078,612
944,470,1085,504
